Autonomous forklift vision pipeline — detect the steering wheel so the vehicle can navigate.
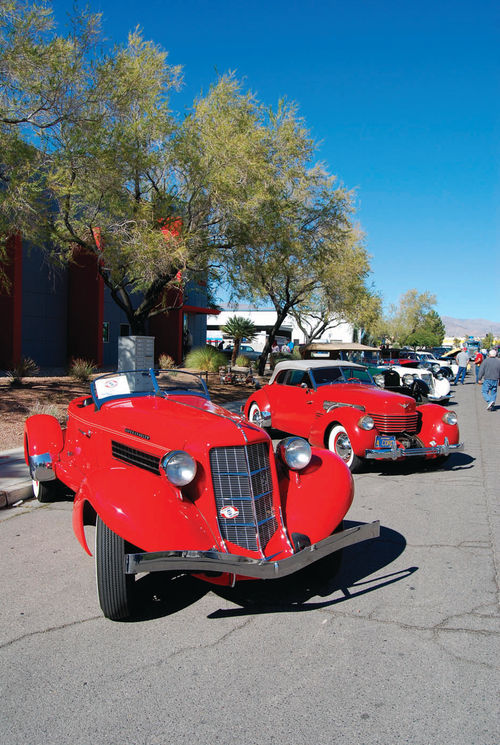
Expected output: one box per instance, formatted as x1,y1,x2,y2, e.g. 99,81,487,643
347,377,361,382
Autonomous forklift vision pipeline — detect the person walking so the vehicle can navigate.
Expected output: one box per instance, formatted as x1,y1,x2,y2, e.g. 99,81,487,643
453,348,470,385
473,349,484,382
477,349,500,411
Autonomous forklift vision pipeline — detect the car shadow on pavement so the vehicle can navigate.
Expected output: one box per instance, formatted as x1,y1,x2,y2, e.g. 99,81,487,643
120,522,412,622
207,522,415,619
367,450,474,477
126,572,210,622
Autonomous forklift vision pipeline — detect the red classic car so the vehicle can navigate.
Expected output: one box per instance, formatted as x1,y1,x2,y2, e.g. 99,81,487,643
244,361,463,472
24,369,379,620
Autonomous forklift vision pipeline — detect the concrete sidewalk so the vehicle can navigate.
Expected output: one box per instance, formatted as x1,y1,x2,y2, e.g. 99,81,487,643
0,447,31,508
0,398,248,509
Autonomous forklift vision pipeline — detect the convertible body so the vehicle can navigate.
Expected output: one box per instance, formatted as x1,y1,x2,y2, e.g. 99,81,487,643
24,369,379,620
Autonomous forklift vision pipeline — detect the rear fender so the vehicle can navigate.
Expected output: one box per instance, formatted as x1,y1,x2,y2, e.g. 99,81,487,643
308,407,375,456
416,404,460,446
72,466,218,556
24,415,64,480
279,447,354,544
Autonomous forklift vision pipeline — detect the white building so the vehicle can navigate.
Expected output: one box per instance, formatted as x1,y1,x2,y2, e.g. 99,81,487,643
206,306,353,351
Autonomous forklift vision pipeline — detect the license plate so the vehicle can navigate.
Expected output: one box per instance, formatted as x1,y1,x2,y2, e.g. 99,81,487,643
375,435,396,449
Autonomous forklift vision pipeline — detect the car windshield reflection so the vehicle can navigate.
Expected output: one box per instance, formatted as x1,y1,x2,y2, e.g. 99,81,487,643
312,367,375,386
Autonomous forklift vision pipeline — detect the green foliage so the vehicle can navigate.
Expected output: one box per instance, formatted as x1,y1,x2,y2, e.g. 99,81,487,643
221,316,257,365
184,346,227,372
235,355,251,367
376,290,443,347
482,333,495,348
69,358,96,382
1,2,372,352
6,355,39,384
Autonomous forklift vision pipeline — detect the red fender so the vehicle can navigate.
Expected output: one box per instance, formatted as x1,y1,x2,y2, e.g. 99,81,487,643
279,447,354,544
416,404,461,448
308,407,376,456
243,390,271,418
24,415,64,464
72,466,219,556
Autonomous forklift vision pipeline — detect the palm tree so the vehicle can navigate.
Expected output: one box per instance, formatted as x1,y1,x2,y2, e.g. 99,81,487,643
221,316,257,365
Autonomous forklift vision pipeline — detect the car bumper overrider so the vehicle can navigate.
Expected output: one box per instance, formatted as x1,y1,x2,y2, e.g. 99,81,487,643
365,437,463,461
124,521,380,578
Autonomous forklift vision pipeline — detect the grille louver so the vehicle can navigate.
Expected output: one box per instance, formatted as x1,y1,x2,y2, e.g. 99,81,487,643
370,413,418,433
111,441,161,475
210,443,277,553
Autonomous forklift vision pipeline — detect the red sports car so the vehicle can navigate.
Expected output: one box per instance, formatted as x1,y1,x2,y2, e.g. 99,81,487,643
244,361,463,472
24,369,379,620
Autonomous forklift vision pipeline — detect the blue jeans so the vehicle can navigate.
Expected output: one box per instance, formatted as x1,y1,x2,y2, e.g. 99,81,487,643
475,365,481,382
454,366,466,384
482,379,498,405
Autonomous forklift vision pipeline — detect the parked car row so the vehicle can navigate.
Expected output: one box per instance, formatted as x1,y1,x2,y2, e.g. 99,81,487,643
23,352,463,621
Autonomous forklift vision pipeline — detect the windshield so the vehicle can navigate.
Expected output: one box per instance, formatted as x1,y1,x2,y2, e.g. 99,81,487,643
91,369,209,409
312,366,375,386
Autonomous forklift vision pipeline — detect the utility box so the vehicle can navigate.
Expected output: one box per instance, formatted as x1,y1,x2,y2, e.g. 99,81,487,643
118,336,155,371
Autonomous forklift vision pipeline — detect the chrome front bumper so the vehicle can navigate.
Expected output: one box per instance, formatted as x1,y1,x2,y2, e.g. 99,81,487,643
365,437,463,461
124,521,380,578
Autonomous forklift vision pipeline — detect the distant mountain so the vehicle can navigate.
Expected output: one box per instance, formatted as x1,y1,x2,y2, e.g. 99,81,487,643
443,316,500,338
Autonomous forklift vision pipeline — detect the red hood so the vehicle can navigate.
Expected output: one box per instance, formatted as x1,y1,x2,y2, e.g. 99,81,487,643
95,394,266,451
317,383,416,414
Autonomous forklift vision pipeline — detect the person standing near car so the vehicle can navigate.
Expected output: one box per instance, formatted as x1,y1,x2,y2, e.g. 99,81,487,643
477,349,500,411
453,348,470,385
473,349,484,382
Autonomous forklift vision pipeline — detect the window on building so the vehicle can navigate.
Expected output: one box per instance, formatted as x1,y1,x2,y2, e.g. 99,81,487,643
102,322,110,343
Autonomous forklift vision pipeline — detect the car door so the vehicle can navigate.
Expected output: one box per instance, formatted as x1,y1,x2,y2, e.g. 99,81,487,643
270,369,315,437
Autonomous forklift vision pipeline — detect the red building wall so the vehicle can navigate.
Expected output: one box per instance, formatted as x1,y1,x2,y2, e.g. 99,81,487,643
0,235,22,368
67,248,104,366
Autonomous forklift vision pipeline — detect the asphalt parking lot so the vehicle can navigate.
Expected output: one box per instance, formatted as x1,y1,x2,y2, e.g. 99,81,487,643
0,379,498,745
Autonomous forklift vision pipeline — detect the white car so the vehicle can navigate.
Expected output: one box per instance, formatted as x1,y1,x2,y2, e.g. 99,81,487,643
414,352,458,378
377,363,452,405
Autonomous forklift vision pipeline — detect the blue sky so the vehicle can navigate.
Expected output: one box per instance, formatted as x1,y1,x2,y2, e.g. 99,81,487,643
52,0,499,321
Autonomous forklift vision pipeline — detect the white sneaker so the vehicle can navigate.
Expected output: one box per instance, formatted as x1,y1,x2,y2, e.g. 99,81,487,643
486,401,494,410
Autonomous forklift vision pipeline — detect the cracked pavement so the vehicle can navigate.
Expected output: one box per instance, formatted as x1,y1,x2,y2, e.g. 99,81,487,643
0,379,498,744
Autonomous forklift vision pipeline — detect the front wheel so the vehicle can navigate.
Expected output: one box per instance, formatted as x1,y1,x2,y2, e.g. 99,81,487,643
248,401,262,424
327,424,363,473
95,517,135,621
32,479,60,503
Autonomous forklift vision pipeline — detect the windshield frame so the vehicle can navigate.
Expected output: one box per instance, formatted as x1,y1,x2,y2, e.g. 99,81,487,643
90,369,210,410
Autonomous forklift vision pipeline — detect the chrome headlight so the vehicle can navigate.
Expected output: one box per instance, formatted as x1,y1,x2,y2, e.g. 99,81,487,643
161,450,197,486
278,437,312,470
442,411,458,426
374,374,385,387
358,415,375,430
402,374,414,386
432,363,440,373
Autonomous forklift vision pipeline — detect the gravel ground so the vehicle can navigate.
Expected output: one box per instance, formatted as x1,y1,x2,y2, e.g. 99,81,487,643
0,373,257,451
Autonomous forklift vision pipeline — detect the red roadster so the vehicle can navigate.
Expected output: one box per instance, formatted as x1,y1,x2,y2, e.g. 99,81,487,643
24,369,379,620
244,361,463,472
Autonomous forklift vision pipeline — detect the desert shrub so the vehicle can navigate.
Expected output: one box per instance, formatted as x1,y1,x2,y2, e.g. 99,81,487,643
6,356,39,385
69,358,96,382
236,355,251,367
158,353,176,369
27,401,65,422
184,345,227,372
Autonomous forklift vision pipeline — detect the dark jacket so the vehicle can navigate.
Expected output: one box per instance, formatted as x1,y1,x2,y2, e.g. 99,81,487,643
478,357,500,381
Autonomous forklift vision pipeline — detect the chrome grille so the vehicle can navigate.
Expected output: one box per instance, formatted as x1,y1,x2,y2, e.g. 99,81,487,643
111,441,160,475
371,413,418,433
210,442,277,552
